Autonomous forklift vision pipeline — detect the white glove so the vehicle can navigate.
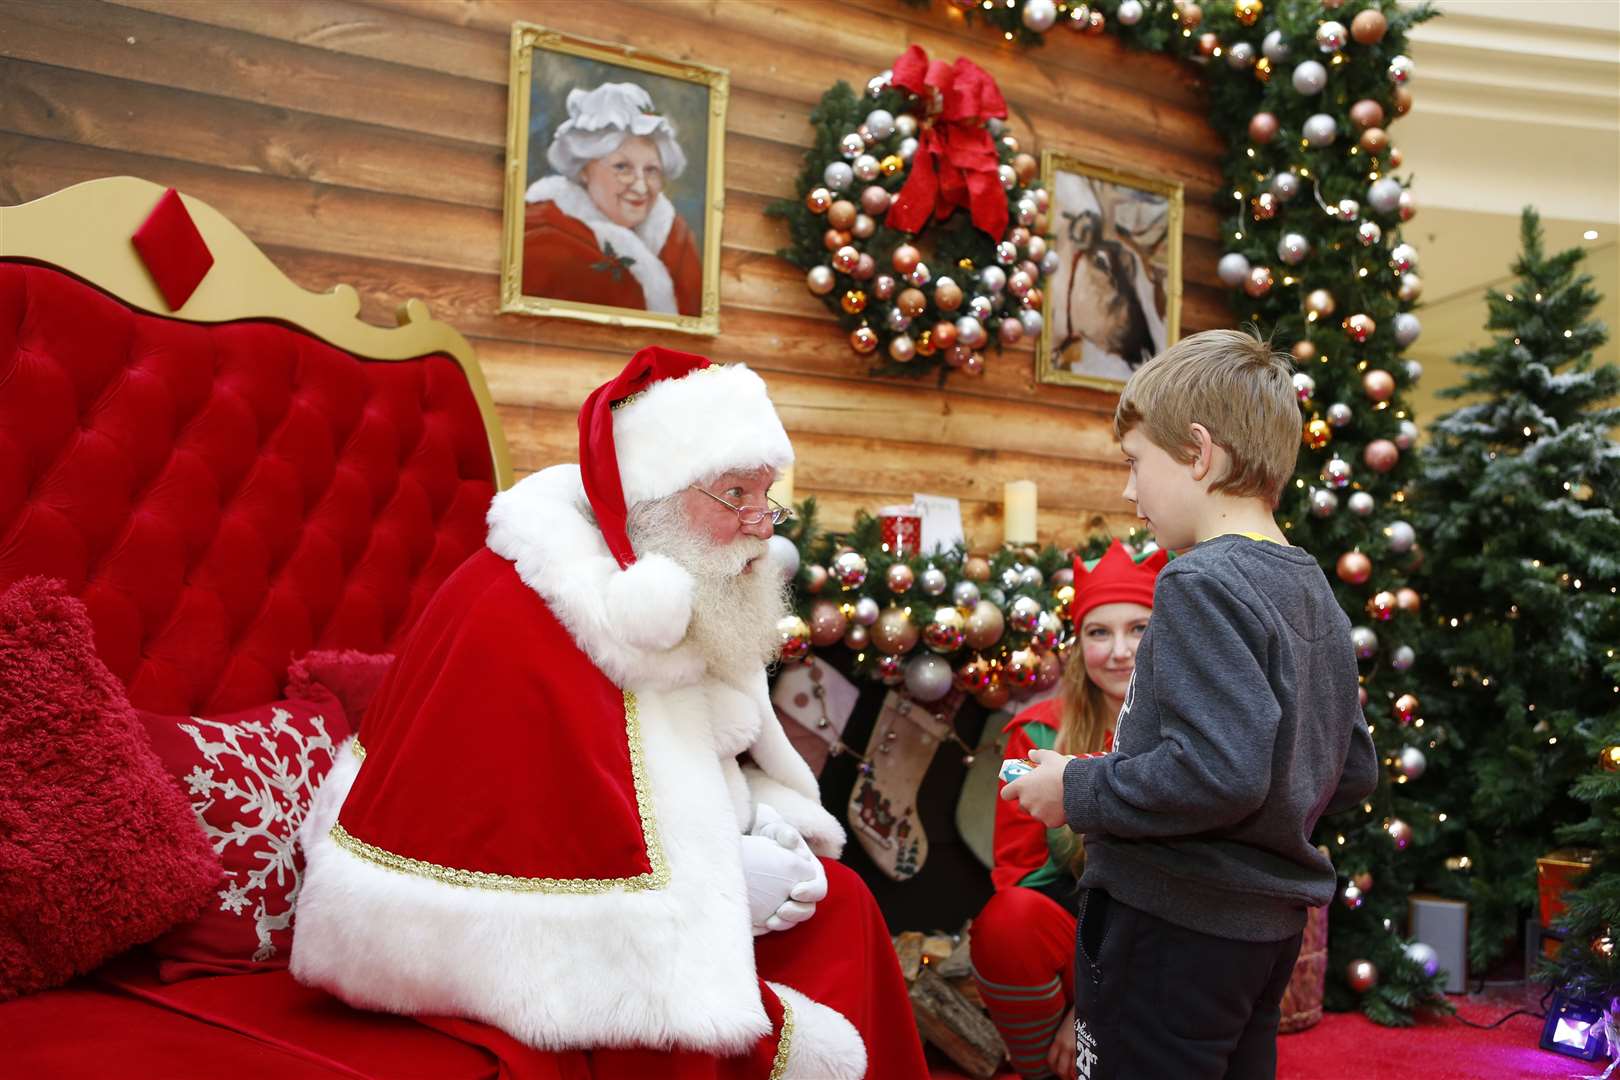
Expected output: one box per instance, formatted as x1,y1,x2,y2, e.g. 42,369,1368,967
741,804,827,936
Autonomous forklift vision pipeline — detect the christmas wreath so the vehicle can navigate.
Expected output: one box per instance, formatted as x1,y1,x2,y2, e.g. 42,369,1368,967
768,46,1055,379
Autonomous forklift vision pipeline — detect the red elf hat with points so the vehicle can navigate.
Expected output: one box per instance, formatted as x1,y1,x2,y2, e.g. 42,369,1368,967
1071,540,1169,627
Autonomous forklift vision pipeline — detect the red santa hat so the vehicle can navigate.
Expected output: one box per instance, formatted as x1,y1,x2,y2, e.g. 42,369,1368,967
1071,540,1169,627
579,346,794,569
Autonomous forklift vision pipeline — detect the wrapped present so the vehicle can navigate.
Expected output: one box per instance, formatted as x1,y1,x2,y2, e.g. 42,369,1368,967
1539,849,1597,928
1538,848,1597,957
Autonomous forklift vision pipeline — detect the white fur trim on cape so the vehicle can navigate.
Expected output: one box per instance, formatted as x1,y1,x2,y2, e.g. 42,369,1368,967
525,174,678,314
484,465,843,854
487,465,705,691
293,694,769,1052
612,363,795,506
770,982,868,1080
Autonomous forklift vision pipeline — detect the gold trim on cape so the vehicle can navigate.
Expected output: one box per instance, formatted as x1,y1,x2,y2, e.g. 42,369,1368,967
769,998,795,1080
331,690,668,893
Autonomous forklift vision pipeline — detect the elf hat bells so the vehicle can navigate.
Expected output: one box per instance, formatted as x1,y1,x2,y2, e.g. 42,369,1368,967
1071,540,1169,627
575,346,795,650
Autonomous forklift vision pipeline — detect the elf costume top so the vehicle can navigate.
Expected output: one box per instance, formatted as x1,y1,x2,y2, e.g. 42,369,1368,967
992,541,1169,896
291,347,926,1080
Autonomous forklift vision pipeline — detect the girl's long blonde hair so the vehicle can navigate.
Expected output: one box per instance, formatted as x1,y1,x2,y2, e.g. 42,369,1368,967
1053,644,1115,758
1051,646,1118,876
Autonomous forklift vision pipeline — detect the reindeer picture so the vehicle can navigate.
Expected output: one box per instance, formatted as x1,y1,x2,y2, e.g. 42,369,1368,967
1038,152,1183,390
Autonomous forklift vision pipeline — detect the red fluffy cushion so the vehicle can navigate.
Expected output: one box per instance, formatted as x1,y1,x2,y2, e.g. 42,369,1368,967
138,692,351,982
0,577,221,1001
284,649,394,734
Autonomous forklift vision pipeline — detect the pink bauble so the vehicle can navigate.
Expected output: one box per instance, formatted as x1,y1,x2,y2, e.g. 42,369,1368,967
1248,111,1279,144
892,244,921,274
1362,369,1396,401
1364,439,1400,473
1336,551,1373,585
860,185,891,216
809,600,849,646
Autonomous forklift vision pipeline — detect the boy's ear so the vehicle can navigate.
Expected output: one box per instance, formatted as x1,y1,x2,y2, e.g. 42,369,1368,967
1189,423,1218,483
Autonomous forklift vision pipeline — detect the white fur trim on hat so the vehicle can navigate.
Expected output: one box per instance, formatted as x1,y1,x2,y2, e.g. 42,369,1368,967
613,364,794,507
545,82,687,181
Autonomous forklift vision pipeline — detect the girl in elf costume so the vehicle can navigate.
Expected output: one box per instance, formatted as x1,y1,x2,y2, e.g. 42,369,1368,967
971,540,1167,1080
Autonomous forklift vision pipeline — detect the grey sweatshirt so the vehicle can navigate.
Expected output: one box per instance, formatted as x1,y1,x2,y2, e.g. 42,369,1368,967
1063,533,1379,942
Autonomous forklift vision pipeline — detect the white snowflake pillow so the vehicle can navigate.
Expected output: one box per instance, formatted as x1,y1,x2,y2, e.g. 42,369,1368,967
137,689,349,982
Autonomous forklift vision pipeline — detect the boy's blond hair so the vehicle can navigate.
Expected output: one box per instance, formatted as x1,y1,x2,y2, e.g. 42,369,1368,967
1113,328,1300,504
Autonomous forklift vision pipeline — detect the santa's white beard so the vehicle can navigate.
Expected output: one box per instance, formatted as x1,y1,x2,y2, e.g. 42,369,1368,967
626,496,790,682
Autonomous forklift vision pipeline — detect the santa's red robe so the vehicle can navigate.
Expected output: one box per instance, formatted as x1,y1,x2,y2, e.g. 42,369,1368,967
522,175,703,317
292,465,927,1080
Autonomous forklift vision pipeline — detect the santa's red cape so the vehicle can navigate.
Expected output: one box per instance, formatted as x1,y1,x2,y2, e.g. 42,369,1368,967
292,465,927,1080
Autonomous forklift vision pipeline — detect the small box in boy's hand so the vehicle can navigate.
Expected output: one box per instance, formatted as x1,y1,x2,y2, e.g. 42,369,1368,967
998,758,1037,784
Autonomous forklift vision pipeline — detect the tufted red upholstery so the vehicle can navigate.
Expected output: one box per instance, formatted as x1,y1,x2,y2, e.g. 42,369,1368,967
0,264,497,715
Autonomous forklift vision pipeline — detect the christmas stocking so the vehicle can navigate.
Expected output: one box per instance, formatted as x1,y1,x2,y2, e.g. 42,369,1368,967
848,690,962,881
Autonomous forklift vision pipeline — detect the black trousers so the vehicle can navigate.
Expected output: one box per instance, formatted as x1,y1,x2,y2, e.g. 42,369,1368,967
1070,888,1303,1080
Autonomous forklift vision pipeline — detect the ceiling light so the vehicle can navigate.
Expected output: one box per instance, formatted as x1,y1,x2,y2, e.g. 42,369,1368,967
1584,230,1599,240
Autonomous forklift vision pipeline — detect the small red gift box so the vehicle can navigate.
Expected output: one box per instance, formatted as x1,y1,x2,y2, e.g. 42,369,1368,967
1538,849,1596,953
879,504,923,556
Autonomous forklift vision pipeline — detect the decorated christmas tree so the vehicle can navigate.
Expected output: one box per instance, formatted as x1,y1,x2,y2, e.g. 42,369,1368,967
1412,208,1620,983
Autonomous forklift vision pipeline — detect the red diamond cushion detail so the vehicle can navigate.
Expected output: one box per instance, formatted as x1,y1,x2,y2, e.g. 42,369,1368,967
130,188,215,310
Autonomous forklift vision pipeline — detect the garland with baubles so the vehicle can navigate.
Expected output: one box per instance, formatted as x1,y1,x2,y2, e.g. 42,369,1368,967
773,501,1133,710
767,46,1054,379
905,0,1448,1025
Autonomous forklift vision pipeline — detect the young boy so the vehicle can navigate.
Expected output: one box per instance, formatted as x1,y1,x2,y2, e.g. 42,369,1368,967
1002,328,1379,1080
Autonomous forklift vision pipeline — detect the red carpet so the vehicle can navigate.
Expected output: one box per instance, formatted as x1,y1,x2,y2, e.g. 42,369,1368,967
929,986,1591,1079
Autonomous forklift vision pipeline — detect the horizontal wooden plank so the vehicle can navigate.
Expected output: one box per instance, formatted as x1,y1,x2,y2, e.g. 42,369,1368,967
0,130,503,273
474,336,1130,465
0,0,507,145
359,0,1220,155
104,0,512,83
0,57,501,209
498,401,1130,509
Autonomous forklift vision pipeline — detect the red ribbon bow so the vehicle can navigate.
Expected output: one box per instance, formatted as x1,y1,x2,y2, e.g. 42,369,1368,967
885,45,1010,242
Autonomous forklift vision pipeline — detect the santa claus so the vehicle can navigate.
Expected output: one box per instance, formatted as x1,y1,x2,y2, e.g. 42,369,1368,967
522,81,704,318
291,347,927,1079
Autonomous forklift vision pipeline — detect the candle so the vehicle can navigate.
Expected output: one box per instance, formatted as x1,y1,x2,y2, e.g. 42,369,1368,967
1003,480,1037,545
767,464,795,509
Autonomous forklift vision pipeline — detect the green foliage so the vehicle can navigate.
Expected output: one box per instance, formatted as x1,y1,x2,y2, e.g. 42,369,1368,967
1413,208,1620,989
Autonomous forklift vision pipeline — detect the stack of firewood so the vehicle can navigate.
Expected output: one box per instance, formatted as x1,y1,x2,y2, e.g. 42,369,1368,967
893,926,1006,1079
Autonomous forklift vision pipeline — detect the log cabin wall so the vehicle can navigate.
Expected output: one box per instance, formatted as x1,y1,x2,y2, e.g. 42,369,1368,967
0,0,1229,549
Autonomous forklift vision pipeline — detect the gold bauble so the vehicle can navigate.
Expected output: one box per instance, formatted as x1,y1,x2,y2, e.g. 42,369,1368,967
1304,418,1333,450
1600,745,1620,773
880,154,904,176
1393,693,1420,724
840,289,868,315
872,607,919,656
962,556,992,582
964,600,1006,651
776,615,811,662
1234,0,1262,27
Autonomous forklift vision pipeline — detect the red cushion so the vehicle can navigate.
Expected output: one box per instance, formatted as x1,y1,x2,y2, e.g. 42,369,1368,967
0,577,221,1001
138,693,351,982
0,263,497,716
283,648,394,734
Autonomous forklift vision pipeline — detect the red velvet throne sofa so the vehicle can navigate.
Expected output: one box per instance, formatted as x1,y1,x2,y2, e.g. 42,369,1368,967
0,176,537,1077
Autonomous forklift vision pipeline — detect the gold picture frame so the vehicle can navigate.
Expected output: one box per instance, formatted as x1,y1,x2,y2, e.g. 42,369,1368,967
500,23,728,335
1036,150,1184,391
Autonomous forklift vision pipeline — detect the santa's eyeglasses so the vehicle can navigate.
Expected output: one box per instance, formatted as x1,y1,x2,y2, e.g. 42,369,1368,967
690,485,796,527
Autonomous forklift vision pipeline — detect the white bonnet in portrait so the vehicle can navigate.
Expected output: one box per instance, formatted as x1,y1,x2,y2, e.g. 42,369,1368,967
545,82,688,181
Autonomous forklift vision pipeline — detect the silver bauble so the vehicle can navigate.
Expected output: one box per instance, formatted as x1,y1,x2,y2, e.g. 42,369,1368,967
1303,113,1339,146
1394,312,1422,346
1218,252,1252,287
1293,60,1328,95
